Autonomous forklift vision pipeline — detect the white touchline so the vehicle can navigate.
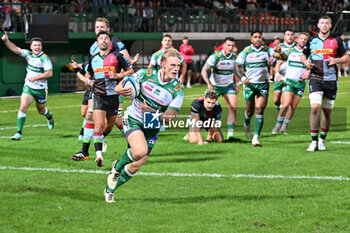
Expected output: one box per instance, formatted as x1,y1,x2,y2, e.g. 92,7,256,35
0,166,349,181
0,124,47,131
330,141,350,144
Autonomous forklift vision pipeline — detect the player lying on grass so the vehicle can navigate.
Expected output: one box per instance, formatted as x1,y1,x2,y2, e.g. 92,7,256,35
184,91,224,145
104,48,184,203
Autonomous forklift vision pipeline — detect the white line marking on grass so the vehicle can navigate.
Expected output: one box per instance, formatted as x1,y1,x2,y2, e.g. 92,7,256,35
0,105,80,113
331,141,350,144
0,124,46,131
0,166,349,181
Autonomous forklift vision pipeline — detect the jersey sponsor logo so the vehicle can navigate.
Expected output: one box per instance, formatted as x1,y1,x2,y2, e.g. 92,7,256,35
313,49,333,55
174,84,183,91
144,83,153,92
148,135,159,145
146,68,153,76
94,66,116,73
167,88,174,94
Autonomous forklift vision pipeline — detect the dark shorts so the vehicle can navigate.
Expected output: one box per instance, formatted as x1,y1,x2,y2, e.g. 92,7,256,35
82,90,92,105
186,62,192,71
93,95,119,116
308,79,338,100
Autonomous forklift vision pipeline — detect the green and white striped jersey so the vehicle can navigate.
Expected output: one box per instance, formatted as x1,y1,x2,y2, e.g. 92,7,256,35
278,42,296,79
126,68,185,124
236,45,270,83
284,47,307,81
21,49,52,89
206,50,236,87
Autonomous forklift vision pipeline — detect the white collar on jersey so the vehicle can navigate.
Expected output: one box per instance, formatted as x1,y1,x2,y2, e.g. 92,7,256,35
250,45,263,51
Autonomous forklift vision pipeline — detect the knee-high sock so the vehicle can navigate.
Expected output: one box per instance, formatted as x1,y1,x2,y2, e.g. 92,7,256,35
17,111,26,133
254,114,264,136
116,148,135,171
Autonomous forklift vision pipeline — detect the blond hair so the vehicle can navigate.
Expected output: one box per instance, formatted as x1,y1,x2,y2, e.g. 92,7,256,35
161,48,181,63
95,17,109,28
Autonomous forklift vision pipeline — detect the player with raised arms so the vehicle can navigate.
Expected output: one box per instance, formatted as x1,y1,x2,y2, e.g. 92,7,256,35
1,32,54,140
104,48,184,203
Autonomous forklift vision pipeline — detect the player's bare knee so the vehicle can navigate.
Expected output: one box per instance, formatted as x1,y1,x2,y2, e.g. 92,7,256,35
131,147,148,159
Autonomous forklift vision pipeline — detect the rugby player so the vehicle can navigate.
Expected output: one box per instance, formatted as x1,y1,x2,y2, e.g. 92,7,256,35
84,31,134,166
1,32,54,140
235,31,275,146
271,33,310,134
185,91,224,144
273,29,296,112
201,37,239,140
104,49,184,202
148,34,187,84
71,17,138,154
301,16,349,151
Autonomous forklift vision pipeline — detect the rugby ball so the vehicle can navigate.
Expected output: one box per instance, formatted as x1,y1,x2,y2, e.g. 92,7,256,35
122,75,140,99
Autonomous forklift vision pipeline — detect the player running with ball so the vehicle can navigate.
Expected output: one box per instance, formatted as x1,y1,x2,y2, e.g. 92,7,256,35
103,48,184,203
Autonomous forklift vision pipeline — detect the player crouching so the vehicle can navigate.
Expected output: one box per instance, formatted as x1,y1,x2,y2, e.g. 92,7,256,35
184,91,224,144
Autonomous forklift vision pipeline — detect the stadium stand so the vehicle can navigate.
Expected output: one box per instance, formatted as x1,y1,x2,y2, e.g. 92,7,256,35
1,1,350,33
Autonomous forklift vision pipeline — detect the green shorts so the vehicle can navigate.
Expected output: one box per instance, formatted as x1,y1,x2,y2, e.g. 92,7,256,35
22,85,47,104
205,83,236,96
283,79,306,97
243,83,269,101
122,113,159,154
273,80,284,92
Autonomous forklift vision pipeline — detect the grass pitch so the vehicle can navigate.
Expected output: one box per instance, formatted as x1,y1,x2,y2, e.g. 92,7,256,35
1,78,350,232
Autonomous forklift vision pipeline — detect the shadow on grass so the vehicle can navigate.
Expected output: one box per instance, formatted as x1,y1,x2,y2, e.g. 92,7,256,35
123,194,315,203
146,156,222,164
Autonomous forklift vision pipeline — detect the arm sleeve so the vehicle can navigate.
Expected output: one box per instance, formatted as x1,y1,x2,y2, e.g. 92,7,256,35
78,60,89,75
149,53,157,67
336,37,347,57
87,57,94,74
21,49,30,58
303,39,311,58
205,53,217,67
42,55,53,71
112,37,126,52
214,104,222,120
117,52,132,71
236,48,248,65
190,99,201,114
168,89,184,112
